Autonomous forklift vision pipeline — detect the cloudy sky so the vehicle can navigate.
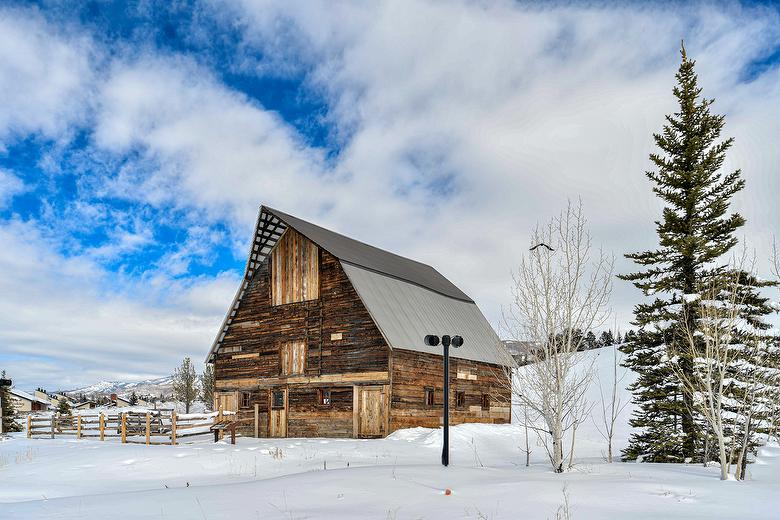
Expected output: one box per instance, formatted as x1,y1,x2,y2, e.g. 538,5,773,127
1,0,779,390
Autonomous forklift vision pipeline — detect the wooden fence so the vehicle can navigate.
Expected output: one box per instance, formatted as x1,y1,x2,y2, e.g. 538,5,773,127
26,410,234,446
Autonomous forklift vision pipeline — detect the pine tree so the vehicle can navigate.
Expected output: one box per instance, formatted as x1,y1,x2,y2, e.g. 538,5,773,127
172,357,199,414
129,391,138,406
1,371,21,433
620,43,755,462
57,398,71,415
585,331,598,350
201,364,215,409
599,330,615,347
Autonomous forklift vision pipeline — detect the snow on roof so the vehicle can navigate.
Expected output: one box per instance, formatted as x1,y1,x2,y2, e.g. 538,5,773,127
8,388,51,406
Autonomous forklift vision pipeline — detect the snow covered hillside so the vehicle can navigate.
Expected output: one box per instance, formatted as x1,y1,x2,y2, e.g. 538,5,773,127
66,376,173,397
2,346,778,519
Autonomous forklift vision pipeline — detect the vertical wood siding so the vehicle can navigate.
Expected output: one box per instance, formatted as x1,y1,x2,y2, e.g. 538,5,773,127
271,228,319,305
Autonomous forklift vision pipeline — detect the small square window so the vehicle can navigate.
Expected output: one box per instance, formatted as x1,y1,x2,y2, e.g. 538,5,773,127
272,391,285,409
318,389,331,406
481,394,490,410
456,391,466,408
425,387,435,406
241,392,251,408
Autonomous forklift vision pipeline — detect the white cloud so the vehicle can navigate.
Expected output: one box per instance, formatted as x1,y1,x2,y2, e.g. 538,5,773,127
213,0,780,326
0,169,25,208
0,8,94,147
92,54,335,229
0,218,238,389
3,1,780,389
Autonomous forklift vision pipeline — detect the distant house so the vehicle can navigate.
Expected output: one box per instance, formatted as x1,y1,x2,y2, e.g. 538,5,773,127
8,388,52,412
73,401,96,410
207,205,512,438
33,389,72,408
110,394,133,407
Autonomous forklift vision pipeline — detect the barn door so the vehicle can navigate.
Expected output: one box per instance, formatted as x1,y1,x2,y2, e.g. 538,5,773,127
214,392,238,413
356,385,386,438
269,388,287,437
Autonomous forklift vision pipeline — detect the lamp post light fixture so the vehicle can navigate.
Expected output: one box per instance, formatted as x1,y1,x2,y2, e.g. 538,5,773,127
424,334,464,467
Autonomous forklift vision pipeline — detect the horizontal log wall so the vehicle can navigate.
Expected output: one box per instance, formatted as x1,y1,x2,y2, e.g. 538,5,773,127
389,350,511,432
287,386,354,437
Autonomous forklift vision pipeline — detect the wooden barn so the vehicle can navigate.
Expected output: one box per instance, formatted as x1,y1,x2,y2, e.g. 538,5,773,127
206,206,511,438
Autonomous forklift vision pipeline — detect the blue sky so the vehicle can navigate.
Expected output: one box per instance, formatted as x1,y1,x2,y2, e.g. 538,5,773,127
1,0,780,390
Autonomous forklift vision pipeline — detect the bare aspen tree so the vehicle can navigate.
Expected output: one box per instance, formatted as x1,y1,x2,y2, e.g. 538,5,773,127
670,259,756,481
593,344,629,463
501,201,613,473
770,240,780,444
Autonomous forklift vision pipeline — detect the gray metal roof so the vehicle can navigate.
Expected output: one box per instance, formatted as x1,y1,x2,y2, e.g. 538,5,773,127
265,207,472,302
341,263,507,365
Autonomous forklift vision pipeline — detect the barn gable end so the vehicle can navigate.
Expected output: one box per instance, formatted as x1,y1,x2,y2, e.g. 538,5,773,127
209,205,511,438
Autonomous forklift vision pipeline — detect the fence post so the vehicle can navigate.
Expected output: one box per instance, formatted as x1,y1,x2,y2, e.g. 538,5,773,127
77,415,82,439
254,403,259,438
145,413,150,446
121,412,127,443
27,415,31,438
217,406,223,440
99,413,105,441
171,411,177,446
50,415,55,439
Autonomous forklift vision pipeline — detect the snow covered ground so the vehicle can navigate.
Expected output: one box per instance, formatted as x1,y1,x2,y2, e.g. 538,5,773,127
2,346,779,519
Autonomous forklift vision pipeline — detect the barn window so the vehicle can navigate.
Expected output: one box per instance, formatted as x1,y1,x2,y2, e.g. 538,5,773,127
481,394,490,410
456,391,466,408
272,391,285,409
280,341,306,375
424,387,435,406
318,389,331,406
241,392,251,408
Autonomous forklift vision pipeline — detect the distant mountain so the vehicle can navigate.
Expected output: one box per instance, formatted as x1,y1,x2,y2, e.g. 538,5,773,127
66,376,174,398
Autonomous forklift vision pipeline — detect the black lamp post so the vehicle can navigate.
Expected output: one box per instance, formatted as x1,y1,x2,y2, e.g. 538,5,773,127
424,334,463,466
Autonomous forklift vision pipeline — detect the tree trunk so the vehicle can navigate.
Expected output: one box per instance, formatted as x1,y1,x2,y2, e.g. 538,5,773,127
718,440,729,481
553,432,564,473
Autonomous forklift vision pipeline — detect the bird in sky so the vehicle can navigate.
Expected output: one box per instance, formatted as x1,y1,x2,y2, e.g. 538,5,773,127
529,243,554,252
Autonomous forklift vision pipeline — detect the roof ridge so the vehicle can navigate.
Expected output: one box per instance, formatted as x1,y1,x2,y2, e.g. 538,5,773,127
263,205,473,303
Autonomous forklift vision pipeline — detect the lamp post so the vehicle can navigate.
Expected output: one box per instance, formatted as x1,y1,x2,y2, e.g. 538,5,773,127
424,334,463,466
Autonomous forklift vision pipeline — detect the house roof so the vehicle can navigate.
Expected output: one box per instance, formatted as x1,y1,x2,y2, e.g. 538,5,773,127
207,205,509,366
9,388,52,406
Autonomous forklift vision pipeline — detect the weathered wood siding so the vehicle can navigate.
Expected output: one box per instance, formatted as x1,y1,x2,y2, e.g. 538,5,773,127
271,228,319,305
287,386,354,437
213,226,509,438
389,350,511,432
214,239,390,437
214,247,389,387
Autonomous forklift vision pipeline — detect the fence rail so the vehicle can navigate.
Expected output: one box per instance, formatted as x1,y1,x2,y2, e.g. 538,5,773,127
26,409,235,446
